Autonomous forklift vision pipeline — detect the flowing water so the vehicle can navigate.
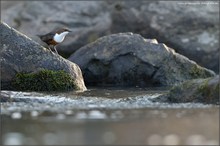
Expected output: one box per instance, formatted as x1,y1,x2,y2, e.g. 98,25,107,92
1,87,219,145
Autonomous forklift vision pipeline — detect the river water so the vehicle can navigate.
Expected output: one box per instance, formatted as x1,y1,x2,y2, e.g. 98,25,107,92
1,87,219,145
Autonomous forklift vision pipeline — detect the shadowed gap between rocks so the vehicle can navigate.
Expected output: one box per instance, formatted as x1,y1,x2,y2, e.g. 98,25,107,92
83,53,161,87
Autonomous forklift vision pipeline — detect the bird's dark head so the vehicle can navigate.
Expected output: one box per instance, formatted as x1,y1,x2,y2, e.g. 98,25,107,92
56,28,72,34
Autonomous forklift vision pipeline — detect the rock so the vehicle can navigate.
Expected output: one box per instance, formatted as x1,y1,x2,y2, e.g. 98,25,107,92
1,1,111,57
0,92,11,102
69,33,215,87
108,1,219,72
2,1,219,72
0,22,86,91
152,76,219,104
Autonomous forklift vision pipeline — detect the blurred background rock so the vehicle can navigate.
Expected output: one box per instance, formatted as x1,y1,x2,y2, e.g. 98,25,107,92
1,1,219,73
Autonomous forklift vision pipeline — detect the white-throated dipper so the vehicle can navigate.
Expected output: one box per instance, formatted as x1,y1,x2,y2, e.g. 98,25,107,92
37,28,71,54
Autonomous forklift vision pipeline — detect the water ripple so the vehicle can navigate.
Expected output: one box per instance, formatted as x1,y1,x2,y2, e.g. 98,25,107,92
1,90,215,114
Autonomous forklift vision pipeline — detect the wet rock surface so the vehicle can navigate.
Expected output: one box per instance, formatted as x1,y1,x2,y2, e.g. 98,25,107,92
69,33,215,87
153,75,219,104
0,92,12,102
0,22,86,91
2,1,219,72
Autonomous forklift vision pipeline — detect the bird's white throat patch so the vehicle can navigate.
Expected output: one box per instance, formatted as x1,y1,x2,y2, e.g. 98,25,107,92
53,31,69,43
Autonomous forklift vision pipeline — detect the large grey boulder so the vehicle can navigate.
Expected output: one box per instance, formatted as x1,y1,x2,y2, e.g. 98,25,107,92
0,22,86,91
152,75,219,104
109,1,219,72
69,33,215,87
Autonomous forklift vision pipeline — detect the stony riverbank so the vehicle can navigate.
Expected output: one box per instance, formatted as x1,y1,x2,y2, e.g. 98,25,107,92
1,21,218,104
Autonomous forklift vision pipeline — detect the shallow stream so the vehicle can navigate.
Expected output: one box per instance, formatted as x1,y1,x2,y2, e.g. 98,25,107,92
1,87,219,145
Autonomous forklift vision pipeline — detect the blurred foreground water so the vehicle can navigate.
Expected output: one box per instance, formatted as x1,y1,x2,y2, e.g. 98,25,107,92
1,87,219,145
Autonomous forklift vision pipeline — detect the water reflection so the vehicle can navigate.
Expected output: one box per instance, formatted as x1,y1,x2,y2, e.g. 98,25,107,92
87,110,107,119
2,107,219,145
3,131,217,145
11,112,22,119
102,131,116,144
30,111,39,117
42,133,58,145
3,133,24,145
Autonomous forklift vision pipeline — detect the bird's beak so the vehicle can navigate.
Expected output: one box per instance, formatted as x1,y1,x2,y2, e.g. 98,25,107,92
68,30,72,32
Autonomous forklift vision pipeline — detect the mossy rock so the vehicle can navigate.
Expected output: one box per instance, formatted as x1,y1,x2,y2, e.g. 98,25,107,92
12,69,78,91
153,76,219,104
189,64,208,78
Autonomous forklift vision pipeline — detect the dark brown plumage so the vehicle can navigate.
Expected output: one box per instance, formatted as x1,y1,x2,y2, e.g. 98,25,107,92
38,33,57,46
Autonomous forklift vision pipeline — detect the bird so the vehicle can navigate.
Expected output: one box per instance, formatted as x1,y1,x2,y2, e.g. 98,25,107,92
37,27,71,54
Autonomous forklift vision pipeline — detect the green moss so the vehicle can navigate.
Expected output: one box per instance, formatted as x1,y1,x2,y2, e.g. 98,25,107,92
12,69,77,91
197,78,210,93
189,65,205,78
196,77,219,103
214,83,219,94
166,76,219,104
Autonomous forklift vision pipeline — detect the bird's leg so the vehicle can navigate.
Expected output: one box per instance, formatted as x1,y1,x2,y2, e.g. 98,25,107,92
53,45,59,55
48,45,53,53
